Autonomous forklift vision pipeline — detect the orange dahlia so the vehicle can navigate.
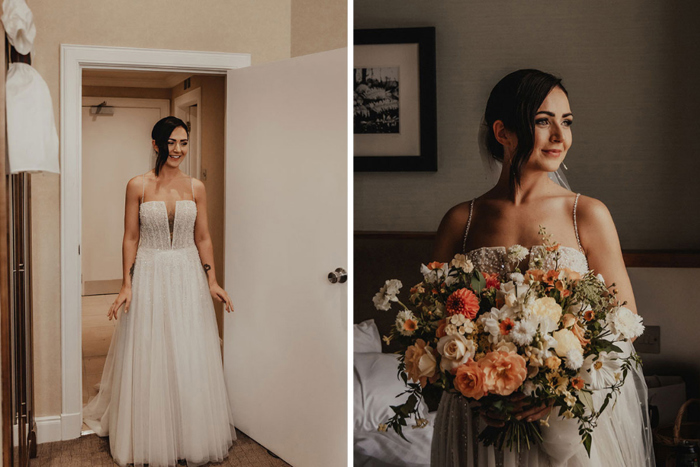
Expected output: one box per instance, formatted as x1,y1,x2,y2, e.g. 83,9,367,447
446,288,479,319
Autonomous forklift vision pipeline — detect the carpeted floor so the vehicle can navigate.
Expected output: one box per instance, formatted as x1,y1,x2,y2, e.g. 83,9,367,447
29,429,290,466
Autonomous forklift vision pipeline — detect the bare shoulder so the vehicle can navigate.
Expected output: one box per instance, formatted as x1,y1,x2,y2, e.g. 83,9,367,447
192,177,206,198
575,194,615,228
439,200,472,230
574,194,619,253
126,174,144,196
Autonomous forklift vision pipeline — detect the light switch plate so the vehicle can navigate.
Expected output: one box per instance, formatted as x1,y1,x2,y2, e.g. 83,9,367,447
635,325,660,354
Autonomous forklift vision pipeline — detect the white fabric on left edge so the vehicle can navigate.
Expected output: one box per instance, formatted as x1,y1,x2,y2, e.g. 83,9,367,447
1,0,36,55
5,63,59,174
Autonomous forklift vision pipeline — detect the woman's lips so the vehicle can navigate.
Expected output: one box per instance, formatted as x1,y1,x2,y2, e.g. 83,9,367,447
542,149,562,157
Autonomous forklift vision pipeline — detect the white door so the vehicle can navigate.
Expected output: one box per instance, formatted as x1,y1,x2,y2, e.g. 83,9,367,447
223,48,347,466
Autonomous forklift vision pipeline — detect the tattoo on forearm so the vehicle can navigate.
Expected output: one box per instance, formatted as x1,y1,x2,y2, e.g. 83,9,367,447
203,263,211,275
129,263,135,278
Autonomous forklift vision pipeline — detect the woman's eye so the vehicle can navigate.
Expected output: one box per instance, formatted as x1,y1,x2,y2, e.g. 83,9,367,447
562,119,573,127
535,118,549,126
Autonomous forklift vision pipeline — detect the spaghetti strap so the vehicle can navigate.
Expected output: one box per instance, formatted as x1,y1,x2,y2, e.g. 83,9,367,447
461,199,475,254
142,173,146,203
573,193,583,253
190,176,195,202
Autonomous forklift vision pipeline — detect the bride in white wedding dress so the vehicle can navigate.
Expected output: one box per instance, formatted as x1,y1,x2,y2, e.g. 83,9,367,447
430,70,654,466
83,116,236,467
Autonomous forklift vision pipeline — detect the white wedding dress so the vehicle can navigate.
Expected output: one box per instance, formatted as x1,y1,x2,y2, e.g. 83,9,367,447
430,195,655,467
83,175,236,467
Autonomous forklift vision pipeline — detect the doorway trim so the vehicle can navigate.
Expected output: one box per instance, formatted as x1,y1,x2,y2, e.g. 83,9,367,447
173,88,203,178
60,44,250,441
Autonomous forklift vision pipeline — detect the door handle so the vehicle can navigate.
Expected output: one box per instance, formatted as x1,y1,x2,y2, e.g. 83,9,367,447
327,267,347,284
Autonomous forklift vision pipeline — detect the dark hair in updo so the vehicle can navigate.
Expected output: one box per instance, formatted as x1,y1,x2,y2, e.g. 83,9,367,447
151,116,189,176
482,69,567,194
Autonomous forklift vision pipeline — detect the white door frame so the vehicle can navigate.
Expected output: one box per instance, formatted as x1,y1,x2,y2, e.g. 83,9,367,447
60,44,251,441
172,88,203,178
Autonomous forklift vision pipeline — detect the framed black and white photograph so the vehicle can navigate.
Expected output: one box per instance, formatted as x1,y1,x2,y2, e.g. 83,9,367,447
354,27,437,172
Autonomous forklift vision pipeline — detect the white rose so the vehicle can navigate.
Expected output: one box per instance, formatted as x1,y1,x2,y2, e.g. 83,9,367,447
495,341,517,353
552,329,583,357
437,334,476,372
529,297,562,333
417,349,437,380
606,306,645,340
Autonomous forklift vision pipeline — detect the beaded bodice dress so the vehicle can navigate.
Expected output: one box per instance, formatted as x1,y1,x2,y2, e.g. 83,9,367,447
82,173,236,467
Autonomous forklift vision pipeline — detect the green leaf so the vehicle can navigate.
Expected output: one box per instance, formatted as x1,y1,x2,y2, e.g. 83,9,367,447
583,433,592,456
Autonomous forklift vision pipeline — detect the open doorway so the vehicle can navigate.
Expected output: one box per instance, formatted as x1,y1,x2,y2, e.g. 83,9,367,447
79,68,227,433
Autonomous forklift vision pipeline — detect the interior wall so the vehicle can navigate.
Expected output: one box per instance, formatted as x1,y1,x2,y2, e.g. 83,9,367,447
354,0,700,252
171,75,227,339
28,0,292,419
291,0,346,57
82,86,171,100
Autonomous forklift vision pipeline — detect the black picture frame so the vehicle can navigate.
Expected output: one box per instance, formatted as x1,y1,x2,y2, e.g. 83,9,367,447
354,27,437,172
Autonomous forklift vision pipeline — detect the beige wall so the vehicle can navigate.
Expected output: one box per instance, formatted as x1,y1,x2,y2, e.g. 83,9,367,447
82,86,172,100
171,75,227,338
29,0,292,419
354,0,700,251
291,0,346,57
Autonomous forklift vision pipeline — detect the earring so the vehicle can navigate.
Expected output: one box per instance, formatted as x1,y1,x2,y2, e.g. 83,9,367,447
561,162,568,170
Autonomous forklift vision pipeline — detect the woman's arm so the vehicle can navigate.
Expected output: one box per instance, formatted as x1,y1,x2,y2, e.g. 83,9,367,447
193,179,234,313
108,176,141,320
577,196,638,315
432,202,471,263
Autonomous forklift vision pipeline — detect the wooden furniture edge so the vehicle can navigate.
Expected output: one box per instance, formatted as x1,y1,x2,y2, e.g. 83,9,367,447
353,231,700,268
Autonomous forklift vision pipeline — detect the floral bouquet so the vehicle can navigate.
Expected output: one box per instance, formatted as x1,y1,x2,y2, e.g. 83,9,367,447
374,227,644,455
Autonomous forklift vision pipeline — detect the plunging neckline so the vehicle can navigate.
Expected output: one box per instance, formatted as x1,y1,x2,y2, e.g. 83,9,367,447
140,200,196,249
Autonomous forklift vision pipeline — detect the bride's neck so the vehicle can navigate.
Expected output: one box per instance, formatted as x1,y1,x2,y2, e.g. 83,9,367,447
492,166,554,205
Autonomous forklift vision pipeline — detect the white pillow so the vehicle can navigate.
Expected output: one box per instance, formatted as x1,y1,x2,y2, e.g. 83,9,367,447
354,351,429,433
354,319,382,353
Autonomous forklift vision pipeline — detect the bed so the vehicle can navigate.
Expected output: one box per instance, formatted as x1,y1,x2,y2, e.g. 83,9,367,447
354,320,434,467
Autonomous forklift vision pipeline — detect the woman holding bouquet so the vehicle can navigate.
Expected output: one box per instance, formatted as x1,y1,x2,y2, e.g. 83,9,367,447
430,70,654,466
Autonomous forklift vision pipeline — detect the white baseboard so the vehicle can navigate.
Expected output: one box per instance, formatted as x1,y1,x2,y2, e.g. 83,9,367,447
35,416,62,444
60,411,82,441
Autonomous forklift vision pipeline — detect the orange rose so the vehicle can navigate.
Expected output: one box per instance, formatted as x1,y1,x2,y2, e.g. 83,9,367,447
446,288,480,319
427,261,445,270
479,351,528,396
436,318,448,338
454,359,486,400
405,339,438,387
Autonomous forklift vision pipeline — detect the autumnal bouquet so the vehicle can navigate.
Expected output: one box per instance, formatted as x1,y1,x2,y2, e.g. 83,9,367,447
374,228,644,455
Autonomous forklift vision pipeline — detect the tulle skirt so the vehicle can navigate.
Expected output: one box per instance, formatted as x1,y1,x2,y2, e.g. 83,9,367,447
83,245,236,467
430,342,654,467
